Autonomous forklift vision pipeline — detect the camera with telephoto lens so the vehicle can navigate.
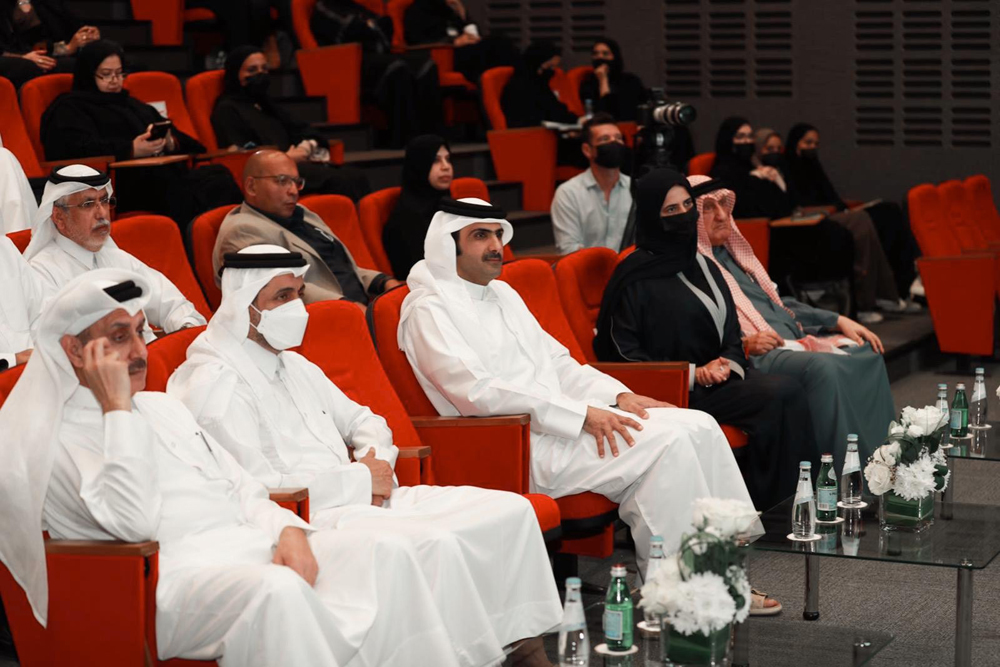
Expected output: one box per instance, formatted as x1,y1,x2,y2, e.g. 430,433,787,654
637,88,697,127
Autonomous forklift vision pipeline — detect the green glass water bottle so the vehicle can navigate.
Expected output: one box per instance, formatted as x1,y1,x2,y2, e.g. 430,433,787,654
603,563,633,651
815,453,838,522
951,383,969,438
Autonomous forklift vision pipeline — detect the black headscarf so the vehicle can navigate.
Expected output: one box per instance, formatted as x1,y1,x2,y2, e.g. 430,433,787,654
382,134,452,279
220,45,279,112
783,122,845,209
593,169,701,360
713,116,750,159
519,40,560,77
592,37,624,79
72,39,126,94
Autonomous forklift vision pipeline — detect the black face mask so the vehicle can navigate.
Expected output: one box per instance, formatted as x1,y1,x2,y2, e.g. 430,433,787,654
660,208,700,242
538,68,556,82
760,153,784,168
592,58,613,71
594,141,627,169
799,148,819,161
733,143,755,160
244,72,270,98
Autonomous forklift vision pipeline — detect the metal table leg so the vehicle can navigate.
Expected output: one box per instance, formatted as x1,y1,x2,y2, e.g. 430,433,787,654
804,554,820,620
941,455,956,520
955,563,973,667
732,547,751,666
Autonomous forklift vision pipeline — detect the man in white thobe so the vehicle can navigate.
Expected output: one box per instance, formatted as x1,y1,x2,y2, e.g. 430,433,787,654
25,164,206,339
167,244,561,666
398,197,759,573
0,267,494,667
0,132,37,233
0,235,45,369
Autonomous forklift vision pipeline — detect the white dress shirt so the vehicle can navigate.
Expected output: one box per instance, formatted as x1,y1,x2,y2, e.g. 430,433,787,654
550,167,632,254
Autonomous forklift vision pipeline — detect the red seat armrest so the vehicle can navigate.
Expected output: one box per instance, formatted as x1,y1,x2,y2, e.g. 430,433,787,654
590,361,690,408
268,487,310,520
396,445,433,485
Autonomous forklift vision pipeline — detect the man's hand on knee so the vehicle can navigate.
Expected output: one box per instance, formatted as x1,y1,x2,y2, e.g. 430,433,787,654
615,392,675,418
273,527,319,586
583,406,641,459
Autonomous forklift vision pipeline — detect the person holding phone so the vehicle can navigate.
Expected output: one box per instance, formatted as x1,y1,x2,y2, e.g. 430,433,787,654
0,0,98,87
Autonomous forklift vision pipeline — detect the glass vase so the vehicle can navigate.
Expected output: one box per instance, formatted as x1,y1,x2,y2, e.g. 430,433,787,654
660,618,732,666
878,490,934,532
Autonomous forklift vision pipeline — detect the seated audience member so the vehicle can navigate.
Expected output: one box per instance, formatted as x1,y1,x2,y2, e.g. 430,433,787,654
39,40,241,222
0,0,97,87
214,150,400,307
0,136,37,233
26,165,207,338
578,38,647,121
692,174,894,468
754,127,784,169
310,1,442,148
785,122,920,304
404,0,517,82
0,267,549,667
710,117,854,301
212,47,372,200
0,234,44,370
397,196,761,577
550,113,631,254
593,170,817,508
167,246,561,665
383,135,452,280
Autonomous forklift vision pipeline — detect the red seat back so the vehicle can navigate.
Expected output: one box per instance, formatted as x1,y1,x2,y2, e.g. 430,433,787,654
449,176,489,201
291,0,318,50
189,204,238,309
7,229,31,253
480,66,513,131
387,0,414,50
487,127,557,211
908,183,963,258
564,66,592,117
184,70,225,151
688,152,716,176
358,187,401,275
19,73,73,161
939,179,987,252
124,72,199,142
145,326,206,391
296,43,363,125
965,174,1000,243
0,77,44,178
370,284,439,415
130,0,184,45
553,248,620,362
111,215,212,318
499,259,588,362
300,194,377,270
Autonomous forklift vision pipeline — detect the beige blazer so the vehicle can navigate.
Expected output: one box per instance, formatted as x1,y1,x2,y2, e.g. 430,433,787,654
213,203,385,304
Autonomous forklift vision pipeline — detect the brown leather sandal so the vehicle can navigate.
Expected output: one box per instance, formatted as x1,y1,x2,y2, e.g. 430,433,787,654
749,588,782,616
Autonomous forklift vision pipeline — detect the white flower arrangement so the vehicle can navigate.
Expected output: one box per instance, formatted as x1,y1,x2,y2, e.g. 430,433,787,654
864,405,950,500
639,499,755,636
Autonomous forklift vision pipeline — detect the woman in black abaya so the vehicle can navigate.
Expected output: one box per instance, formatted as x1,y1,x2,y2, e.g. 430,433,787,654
593,168,818,508
382,135,452,280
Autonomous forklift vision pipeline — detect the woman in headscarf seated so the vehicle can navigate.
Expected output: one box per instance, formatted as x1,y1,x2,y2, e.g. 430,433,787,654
382,135,452,281
501,40,586,169
309,0,443,149
784,122,921,307
0,0,97,87
403,0,517,82
593,168,818,510
578,38,647,120
211,46,372,202
39,40,242,223
691,174,894,469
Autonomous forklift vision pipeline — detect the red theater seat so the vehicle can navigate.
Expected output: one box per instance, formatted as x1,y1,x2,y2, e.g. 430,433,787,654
0,77,44,178
184,70,225,152
965,175,1000,243
124,72,199,141
481,66,514,131
300,194,378,270
7,229,30,253
688,152,716,176
564,66,592,117
19,73,73,161
188,204,238,310
939,179,988,252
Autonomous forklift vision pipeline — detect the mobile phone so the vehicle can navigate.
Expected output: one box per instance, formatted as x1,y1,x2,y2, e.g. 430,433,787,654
149,120,172,140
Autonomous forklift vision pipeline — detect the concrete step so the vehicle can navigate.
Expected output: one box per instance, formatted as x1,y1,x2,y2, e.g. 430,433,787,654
127,46,195,74
94,19,151,45
507,211,554,252
484,180,522,212
343,142,493,191
77,0,132,20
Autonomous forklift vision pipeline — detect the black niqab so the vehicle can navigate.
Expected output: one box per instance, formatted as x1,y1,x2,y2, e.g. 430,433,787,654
783,122,845,209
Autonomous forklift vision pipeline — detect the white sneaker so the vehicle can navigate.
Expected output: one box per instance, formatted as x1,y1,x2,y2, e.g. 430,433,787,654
910,276,925,298
858,311,884,324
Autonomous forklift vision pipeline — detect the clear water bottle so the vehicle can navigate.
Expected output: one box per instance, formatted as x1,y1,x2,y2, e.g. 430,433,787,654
559,577,590,666
951,383,969,438
936,383,951,448
815,453,838,521
642,536,665,626
584,98,594,121
603,564,633,651
792,461,816,538
971,368,988,428
841,435,864,507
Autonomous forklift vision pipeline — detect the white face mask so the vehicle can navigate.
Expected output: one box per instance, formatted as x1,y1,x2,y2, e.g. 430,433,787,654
251,299,309,350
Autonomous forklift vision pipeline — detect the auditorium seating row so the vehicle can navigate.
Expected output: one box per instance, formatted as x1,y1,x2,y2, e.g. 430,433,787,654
908,175,1000,356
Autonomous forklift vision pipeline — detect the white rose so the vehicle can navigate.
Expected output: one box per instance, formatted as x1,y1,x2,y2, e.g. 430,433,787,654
864,460,893,495
888,421,905,437
906,424,926,438
907,406,947,434
872,444,897,467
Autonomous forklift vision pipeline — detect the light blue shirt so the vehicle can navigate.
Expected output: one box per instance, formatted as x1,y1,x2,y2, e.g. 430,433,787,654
550,168,631,254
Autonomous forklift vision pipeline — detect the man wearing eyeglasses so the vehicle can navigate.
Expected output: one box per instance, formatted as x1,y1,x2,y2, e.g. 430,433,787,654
213,150,402,310
25,165,207,340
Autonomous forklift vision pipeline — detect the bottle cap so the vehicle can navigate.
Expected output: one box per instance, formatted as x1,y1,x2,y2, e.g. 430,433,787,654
938,383,947,390
650,535,664,545
566,577,582,588
976,367,985,374
611,564,628,577
957,383,966,390
799,460,812,468
821,453,833,462
847,433,858,441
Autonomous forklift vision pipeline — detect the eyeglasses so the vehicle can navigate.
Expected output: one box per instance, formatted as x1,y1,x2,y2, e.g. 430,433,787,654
94,70,127,82
252,174,306,189
55,195,117,210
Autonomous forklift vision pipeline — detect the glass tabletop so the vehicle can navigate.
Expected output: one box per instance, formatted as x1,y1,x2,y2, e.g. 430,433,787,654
946,425,1000,461
750,495,1000,569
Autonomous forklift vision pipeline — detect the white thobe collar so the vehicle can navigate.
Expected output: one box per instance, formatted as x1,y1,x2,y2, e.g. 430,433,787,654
462,279,491,302
53,232,103,270
241,338,281,381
